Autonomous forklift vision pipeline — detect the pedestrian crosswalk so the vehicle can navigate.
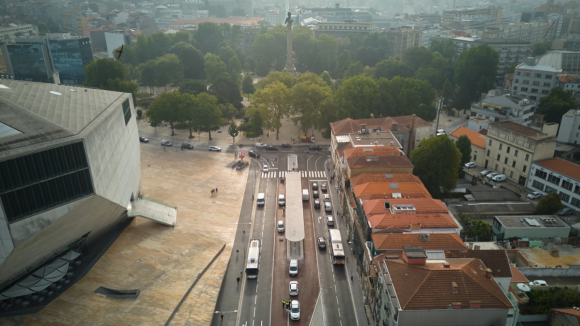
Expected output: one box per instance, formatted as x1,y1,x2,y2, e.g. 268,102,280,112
261,170,327,179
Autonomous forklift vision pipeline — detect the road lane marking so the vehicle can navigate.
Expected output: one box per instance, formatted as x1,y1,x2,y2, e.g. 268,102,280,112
333,274,335,282
334,285,337,293
338,308,341,318
254,307,256,317
336,296,339,304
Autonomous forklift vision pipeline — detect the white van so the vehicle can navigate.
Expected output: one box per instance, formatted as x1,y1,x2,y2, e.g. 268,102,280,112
327,215,334,226
289,259,298,276
257,193,265,206
302,189,309,201
324,201,332,212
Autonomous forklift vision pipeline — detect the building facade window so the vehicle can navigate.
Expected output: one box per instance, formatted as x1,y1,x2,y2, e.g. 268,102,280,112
572,197,580,208
535,170,547,179
532,180,545,191
522,80,530,85
495,164,498,170
487,150,490,156
502,167,506,174
122,99,131,125
541,90,549,94
497,154,501,160
543,82,551,87
560,192,571,203
531,89,538,93
510,171,514,178
521,87,528,91
574,185,580,195
523,165,527,173
545,74,552,79
533,81,540,86
530,96,537,100
504,157,508,164
547,174,561,185
545,185,556,193
562,180,574,191
514,150,518,157
489,139,492,146
512,161,516,167
524,72,531,77
525,154,529,161
499,144,503,150
535,73,542,78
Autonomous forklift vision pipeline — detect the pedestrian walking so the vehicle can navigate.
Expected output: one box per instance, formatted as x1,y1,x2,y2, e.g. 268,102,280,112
351,276,353,281
282,300,285,308
221,314,223,320
237,277,240,285
216,187,218,193
164,147,166,152
236,249,239,255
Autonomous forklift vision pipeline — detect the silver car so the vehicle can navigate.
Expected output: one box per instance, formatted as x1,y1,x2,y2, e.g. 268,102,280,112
289,281,298,296
209,146,221,151
486,172,498,180
290,300,300,320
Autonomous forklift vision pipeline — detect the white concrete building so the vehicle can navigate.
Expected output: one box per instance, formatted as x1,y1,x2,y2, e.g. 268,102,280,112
471,94,536,127
557,109,580,144
0,81,141,287
0,24,37,43
511,58,561,101
527,158,580,212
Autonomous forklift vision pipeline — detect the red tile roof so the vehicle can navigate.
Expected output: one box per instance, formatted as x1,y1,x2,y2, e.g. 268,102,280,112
372,233,466,250
363,198,448,216
330,116,431,135
510,266,529,283
444,250,512,278
354,182,430,200
552,308,580,324
386,258,514,310
536,158,580,182
449,126,486,149
350,173,423,186
370,213,459,229
347,155,413,169
343,146,401,159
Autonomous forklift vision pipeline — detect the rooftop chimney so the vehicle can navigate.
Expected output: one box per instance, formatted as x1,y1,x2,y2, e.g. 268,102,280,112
451,281,458,292
484,268,492,279
469,301,482,309
444,262,451,269
451,302,462,309
407,114,416,156
391,122,398,131
420,234,430,241
402,246,427,265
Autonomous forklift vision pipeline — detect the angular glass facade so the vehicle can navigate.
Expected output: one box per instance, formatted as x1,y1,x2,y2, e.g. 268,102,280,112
5,44,51,82
48,38,93,85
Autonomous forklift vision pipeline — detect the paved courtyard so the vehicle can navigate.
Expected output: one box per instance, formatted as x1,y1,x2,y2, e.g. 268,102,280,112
4,143,248,326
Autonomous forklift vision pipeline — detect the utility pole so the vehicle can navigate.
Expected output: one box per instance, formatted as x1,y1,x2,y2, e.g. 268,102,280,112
434,96,444,134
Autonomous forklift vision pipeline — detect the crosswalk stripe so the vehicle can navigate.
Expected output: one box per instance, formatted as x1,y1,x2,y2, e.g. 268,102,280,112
322,171,326,178
262,172,265,178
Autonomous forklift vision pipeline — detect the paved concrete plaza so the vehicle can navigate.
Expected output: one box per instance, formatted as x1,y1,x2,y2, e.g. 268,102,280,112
6,143,248,326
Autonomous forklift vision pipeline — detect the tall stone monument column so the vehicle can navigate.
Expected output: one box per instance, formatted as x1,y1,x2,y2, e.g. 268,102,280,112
284,12,297,76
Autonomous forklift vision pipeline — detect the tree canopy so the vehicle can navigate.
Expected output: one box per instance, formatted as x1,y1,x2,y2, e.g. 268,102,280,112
454,45,499,105
455,135,472,166
536,87,577,124
536,193,565,215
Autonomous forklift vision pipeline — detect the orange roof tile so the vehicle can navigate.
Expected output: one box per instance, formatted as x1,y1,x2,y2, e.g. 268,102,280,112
450,126,486,149
363,198,448,216
445,250,512,278
552,308,580,324
510,265,529,283
359,192,430,201
350,173,423,186
536,158,580,182
371,213,459,229
343,146,401,159
386,258,513,310
330,116,431,135
354,182,430,199
347,155,413,169
372,233,466,250
508,285,524,304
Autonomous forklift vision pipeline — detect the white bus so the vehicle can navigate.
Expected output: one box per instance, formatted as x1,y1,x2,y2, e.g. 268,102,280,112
246,239,261,278
328,229,345,264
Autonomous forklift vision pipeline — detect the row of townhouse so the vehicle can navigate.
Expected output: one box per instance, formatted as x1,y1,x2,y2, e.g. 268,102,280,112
328,116,519,325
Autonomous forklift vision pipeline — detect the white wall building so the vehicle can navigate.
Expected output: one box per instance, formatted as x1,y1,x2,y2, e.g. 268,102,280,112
557,109,580,144
527,158,580,212
511,58,561,101
0,81,141,286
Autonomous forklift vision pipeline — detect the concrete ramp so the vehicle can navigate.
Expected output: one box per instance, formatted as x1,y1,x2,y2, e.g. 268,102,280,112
128,199,176,226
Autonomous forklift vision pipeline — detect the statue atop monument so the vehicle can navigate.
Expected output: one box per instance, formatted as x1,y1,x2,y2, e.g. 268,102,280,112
284,12,292,25
284,11,296,75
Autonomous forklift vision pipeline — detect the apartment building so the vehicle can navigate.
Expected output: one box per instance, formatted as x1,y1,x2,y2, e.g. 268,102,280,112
0,24,37,43
449,126,486,167
383,26,423,58
527,158,580,212
511,58,561,101
537,51,580,74
470,94,536,127
442,6,502,27
558,109,580,144
314,20,377,39
495,21,549,44
372,233,466,254
484,121,558,186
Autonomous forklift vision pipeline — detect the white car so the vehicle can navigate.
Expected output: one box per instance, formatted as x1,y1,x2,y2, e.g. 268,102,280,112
290,300,300,320
492,174,506,182
480,170,491,176
161,140,172,146
464,162,476,168
277,221,284,233
255,143,267,148
486,172,498,180
289,281,298,296
436,129,446,136
323,194,330,202
278,194,285,206
263,164,269,173
527,192,543,200
209,146,221,151
529,280,548,286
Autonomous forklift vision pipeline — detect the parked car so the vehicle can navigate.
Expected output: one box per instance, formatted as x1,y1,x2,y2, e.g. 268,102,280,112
486,172,498,180
139,136,149,143
312,182,318,190
324,201,332,212
281,144,292,148
181,143,194,149
209,146,221,151
464,162,476,168
161,140,172,146
318,237,326,249
255,143,267,148
289,260,298,276
436,129,446,136
277,221,285,233
290,300,300,320
265,145,278,151
529,280,548,287
279,194,285,206
314,199,320,209
326,215,334,226
323,194,330,202
527,192,543,200
248,150,260,158
289,281,298,296
480,170,491,176
263,164,269,173
309,145,322,151
492,174,506,182
321,183,327,192
557,207,575,216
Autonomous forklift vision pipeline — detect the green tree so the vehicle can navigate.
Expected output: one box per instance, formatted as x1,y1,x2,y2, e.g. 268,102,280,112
156,54,182,91
414,67,445,90
533,42,551,56
442,79,455,114
377,77,437,121
84,59,127,88
208,76,243,109
343,61,364,79
429,39,456,59
252,80,290,139
252,33,281,71
239,106,264,137
320,71,333,87
402,47,433,72
506,63,517,75
232,7,246,16
204,53,228,84
335,76,379,119
37,22,47,36
228,118,239,149
101,78,139,104
192,92,223,140
290,81,333,135
255,59,270,77
466,219,492,238
227,56,242,83
536,87,577,123
256,70,295,89
335,50,353,80
219,46,237,66
194,22,225,54
455,135,472,166
535,193,565,215
245,55,256,72
410,135,462,197
355,46,381,68
136,60,157,93
147,90,183,132
454,45,499,111
242,74,255,99
178,92,198,138
374,58,413,80
179,79,207,95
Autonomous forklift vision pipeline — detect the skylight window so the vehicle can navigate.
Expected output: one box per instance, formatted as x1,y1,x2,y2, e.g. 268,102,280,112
49,91,62,96
0,84,9,89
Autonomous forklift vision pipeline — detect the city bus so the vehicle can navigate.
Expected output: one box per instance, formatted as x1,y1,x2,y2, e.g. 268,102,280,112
328,229,345,265
246,239,261,278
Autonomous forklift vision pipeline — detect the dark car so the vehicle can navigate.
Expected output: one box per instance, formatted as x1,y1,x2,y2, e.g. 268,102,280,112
181,143,194,149
312,182,318,190
309,145,322,151
281,144,292,148
314,199,320,209
139,136,149,143
236,162,249,170
265,146,278,151
248,150,260,158
318,237,326,249
557,207,576,216
321,183,327,192
313,190,319,198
